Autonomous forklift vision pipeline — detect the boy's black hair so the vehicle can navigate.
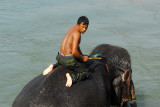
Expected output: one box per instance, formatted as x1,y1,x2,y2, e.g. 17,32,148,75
77,16,89,25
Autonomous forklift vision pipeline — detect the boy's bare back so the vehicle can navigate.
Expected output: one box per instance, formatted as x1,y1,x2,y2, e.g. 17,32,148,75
60,22,88,60
60,26,80,55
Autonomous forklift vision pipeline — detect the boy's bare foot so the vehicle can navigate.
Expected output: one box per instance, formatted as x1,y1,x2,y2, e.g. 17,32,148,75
43,64,54,75
66,73,72,87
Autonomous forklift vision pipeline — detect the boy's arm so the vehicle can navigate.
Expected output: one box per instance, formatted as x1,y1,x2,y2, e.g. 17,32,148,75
72,33,83,59
72,33,88,62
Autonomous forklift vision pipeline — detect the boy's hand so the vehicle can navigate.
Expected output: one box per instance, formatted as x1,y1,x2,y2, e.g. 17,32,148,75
82,56,88,62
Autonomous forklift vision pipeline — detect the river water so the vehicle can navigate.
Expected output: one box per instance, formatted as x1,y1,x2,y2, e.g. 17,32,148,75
0,0,160,107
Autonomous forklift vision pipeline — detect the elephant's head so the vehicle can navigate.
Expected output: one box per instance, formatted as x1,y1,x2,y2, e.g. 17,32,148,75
105,56,136,105
107,57,136,105
89,44,136,105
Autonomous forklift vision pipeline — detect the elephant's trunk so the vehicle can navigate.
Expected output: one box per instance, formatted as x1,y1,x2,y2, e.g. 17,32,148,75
121,70,136,102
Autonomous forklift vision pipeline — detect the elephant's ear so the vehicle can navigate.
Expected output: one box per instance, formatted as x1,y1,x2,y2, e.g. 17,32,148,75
112,70,136,103
130,80,136,100
121,70,136,102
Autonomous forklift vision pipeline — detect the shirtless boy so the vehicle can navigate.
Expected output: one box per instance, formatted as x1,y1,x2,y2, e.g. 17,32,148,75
43,16,89,87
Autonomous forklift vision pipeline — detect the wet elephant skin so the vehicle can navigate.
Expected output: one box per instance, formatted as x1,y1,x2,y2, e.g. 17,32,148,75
13,60,111,107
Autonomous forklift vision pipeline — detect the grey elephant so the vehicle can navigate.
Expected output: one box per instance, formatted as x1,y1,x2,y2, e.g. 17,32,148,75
13,44,136,107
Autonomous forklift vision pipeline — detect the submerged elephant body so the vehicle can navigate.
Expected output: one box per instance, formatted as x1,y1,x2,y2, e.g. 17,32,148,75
13,44,136,107
13,60,111,107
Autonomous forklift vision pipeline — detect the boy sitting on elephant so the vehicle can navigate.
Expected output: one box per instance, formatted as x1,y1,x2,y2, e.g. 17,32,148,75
43,16,89,87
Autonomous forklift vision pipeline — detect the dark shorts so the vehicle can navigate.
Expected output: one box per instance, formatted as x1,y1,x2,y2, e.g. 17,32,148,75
55,52,89,83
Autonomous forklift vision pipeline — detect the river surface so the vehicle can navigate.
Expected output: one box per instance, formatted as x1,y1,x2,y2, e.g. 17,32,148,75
0,0,160,107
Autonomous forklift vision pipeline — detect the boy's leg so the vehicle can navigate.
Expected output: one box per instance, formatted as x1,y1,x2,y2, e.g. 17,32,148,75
70,62,89,84
65,59,89,87
43,63,59,75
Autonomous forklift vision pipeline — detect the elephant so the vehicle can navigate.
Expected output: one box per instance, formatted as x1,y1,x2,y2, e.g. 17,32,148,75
13,44,136,107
